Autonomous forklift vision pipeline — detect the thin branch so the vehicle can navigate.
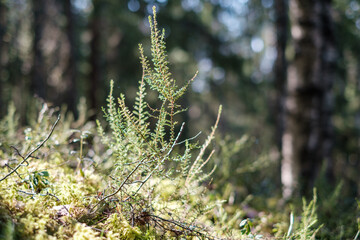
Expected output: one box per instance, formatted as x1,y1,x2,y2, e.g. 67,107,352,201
11,146,27,164
18,190,38,196
11,145,24,158
4,164,23,180
0,115,61,182
176,131,202,146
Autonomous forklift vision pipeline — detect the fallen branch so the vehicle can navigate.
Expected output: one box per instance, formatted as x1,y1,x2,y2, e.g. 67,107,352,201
0,114,61,182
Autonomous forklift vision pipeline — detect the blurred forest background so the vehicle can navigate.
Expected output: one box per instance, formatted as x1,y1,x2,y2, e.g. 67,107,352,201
1,0,360,224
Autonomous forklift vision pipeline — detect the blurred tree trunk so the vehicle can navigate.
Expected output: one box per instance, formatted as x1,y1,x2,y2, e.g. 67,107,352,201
274,0,289,150
63,0,78,116
31,0,46,100
89,0,102,113
319,0,336,184
0,0,6,117
281,0,336,198
31,0,78,112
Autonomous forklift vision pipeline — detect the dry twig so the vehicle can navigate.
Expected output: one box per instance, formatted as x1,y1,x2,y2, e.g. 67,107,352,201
0,114,61,182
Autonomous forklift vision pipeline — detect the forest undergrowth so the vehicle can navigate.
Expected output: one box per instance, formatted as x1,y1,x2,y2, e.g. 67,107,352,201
0,7,359,240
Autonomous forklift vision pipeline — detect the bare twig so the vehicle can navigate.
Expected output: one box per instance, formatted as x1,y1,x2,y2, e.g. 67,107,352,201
0,115,61,182
10,146,30,166
4,164,23,180
175,131,202,146
18,190,38,196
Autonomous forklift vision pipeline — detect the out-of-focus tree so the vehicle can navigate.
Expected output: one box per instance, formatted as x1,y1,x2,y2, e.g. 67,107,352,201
332,0,360,195
63,0,78,115
320,0,337,185
31,0,79,115
31,0,46,100
89,0,102,113
6,1,32,123
281,0,337,198
273,0,288,150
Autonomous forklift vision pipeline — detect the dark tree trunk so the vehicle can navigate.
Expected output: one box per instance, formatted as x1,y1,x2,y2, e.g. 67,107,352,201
31,0,46,99
89,0,102,113
274,0,289,150
281,0,336,198
63,0,78,116
319,0,336,184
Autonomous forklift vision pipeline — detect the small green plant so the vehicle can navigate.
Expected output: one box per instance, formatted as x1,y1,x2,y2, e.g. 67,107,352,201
22,169,50,194
287,189,322,240
240,218,253,235
69,129,92,177
95,6,221,238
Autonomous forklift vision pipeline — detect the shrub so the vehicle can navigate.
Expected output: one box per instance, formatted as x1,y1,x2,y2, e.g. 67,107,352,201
95,6,222,238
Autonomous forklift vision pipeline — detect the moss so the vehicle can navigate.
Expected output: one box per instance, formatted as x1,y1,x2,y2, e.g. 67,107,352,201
72,223,101,240
104,213,144,240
